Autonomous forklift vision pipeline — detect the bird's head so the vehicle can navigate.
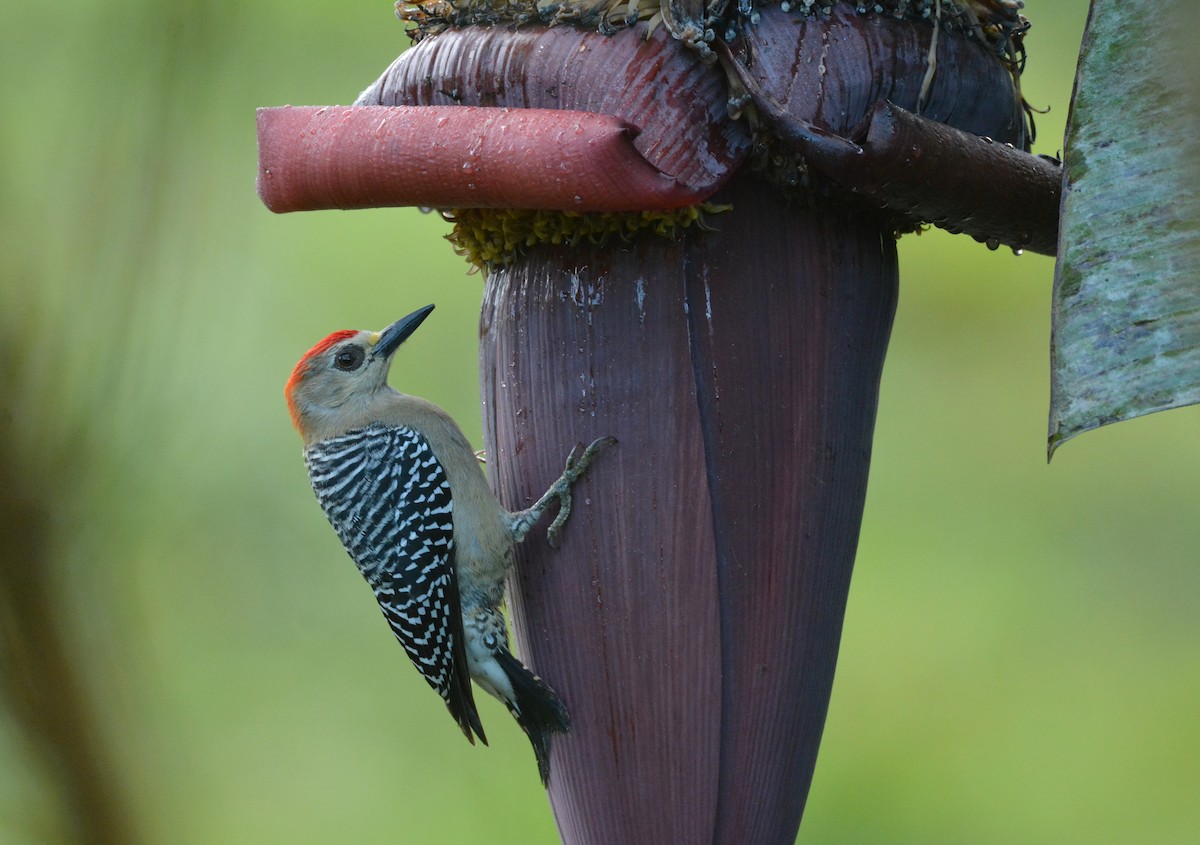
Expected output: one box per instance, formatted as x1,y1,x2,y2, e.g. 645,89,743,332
285,304,434,442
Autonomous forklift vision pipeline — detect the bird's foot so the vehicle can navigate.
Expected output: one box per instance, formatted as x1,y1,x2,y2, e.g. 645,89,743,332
545,436,617,548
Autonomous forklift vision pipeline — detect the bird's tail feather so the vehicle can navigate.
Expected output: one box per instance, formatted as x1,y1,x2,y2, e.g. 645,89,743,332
494,649,570,785
446,674,487,747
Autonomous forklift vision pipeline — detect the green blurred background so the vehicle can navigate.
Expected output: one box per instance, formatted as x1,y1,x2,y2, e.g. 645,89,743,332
2,1,1196,843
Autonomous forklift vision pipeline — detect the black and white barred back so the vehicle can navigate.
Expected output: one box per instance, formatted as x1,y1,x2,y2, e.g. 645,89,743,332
303,423,484,742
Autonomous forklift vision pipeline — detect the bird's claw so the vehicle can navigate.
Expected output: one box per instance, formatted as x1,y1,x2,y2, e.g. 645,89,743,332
545,436,616,548
564,436,617,476
546,491,571,549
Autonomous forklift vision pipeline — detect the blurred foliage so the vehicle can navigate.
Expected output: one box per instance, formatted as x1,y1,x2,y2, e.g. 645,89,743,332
0,1,1195,843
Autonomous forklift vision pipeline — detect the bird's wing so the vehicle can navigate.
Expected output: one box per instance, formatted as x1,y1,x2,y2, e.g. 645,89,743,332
304,424,485,744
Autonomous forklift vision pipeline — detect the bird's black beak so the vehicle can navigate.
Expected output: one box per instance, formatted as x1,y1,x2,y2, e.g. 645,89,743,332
375,304,435,359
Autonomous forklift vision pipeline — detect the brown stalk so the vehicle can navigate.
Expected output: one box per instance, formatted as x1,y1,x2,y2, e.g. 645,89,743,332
0,442,140,845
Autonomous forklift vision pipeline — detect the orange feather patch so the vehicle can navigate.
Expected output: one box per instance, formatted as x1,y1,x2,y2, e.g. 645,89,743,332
285,329,357,429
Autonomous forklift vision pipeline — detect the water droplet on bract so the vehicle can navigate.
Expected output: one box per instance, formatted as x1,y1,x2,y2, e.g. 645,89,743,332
436,117,448,128
1012,248,1024,256
462,162,475,174
573,195,583,204
985,238,1000,251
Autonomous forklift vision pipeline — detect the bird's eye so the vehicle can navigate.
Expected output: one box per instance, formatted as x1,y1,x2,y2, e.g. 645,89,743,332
333,346,365,372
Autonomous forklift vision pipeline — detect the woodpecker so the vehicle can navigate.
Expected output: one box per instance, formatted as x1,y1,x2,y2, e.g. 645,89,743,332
285,303,612,783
